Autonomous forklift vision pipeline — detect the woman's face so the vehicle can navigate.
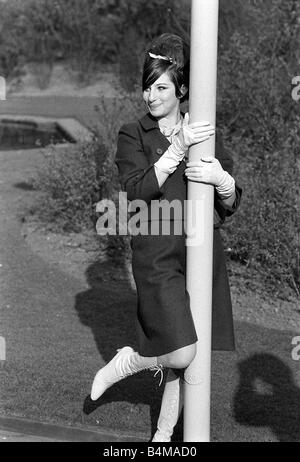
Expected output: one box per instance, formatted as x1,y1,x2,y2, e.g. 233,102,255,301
143,72,180,120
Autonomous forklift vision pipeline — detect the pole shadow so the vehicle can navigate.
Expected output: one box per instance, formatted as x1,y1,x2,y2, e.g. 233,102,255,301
233,353,300,442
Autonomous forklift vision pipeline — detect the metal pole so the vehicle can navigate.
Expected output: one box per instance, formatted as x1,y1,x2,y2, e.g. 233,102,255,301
184,0,219,442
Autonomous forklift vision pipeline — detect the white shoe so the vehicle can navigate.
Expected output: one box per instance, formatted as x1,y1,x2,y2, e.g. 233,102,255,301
91,346,162,401
152,429,171,443
152,369,183,442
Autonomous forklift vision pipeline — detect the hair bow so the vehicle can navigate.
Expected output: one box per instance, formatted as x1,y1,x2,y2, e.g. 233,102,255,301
148,52,174,64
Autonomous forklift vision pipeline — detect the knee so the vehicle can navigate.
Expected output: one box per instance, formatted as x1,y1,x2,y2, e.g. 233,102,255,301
166,344,197,369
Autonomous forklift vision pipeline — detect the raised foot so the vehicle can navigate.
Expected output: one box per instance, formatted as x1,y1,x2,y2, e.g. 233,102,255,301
90,346,134,401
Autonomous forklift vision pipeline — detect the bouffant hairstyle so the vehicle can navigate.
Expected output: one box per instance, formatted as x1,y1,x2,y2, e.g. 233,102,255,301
142,33,190,102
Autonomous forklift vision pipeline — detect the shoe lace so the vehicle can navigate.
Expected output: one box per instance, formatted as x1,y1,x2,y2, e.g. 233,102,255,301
116,350,164,384
150,365,164,386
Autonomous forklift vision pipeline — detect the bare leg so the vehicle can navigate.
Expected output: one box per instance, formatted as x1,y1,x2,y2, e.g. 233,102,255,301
158,343,196,370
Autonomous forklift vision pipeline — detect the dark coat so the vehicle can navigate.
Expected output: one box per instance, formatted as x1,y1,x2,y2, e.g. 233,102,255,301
115,112,242,356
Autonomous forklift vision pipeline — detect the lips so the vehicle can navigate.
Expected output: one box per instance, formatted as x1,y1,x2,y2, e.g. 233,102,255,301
149,104,161,110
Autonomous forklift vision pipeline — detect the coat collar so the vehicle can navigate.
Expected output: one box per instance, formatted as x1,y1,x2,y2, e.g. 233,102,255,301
138,112,159,131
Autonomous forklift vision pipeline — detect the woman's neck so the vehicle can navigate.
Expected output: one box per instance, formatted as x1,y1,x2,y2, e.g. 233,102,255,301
158,110,181,129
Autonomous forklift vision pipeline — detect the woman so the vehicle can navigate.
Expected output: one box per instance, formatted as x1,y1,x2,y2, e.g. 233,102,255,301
90,34,242,442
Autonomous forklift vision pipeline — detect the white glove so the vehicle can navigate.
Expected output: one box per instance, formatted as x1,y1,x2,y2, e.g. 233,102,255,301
178,113,215,149
185,157,235,199
155,113,215,175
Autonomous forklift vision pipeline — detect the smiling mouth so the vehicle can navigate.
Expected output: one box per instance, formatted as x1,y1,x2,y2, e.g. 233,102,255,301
149,104,161,110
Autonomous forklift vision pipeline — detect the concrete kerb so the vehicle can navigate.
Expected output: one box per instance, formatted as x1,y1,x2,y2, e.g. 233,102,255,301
0,114,94,147
0,416,149,443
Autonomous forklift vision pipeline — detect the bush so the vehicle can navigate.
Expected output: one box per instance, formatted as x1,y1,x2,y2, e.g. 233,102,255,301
31,94,144,233
0,0,187,82
31,139,103,232
222,130,300,298
0,0,121,80
216,2,300,296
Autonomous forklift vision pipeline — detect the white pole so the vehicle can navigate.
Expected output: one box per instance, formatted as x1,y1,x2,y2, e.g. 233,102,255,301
184,0,219,442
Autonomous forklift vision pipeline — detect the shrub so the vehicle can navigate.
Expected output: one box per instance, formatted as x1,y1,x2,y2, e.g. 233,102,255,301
30,94,144,233
31,138,103,232
216,2,300,296
0,0,253,82
222,130,300,298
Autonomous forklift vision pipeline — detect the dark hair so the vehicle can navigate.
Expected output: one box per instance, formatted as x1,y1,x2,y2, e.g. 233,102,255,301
142,33,190,102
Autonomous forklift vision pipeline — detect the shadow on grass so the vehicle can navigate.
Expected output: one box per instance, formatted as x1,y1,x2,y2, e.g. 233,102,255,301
233,353,300,442
14,181,36,191
74,257,164,440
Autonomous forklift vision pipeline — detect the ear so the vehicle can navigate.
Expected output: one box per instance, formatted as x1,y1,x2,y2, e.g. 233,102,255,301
180,84,188,98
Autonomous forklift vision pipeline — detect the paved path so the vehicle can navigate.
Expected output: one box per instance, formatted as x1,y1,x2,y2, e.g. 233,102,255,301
0,429,60,442
0,95,101,128
0,416,144,442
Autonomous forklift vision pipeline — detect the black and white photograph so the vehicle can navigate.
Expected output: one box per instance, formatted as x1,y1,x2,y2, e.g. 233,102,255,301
0,0,299,447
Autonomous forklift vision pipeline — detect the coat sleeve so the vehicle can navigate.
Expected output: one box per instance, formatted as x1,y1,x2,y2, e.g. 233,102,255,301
115,123,163,203
214,131,242,225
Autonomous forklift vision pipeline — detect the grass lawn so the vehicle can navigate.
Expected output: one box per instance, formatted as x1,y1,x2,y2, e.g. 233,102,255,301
2,285,300,442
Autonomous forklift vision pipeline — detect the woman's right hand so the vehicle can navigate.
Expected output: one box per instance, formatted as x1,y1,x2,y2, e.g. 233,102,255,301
178,113,215,149
154,113,215,179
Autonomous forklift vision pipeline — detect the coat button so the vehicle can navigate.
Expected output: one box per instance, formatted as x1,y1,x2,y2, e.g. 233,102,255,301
156,148,163,155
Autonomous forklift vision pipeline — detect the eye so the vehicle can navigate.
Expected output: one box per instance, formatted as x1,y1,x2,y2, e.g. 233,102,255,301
158,86,166,91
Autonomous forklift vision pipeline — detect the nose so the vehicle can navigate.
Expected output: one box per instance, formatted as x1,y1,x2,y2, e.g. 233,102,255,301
148,87,157,103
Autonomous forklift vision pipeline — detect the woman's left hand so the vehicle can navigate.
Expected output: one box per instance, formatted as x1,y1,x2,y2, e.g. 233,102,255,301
185,157,226,186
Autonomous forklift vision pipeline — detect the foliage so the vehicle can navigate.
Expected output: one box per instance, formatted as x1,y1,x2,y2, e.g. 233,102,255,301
216,0,300,296
0,0,185,82
31,94,144,233
222,130,300,298
31,138,103,232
